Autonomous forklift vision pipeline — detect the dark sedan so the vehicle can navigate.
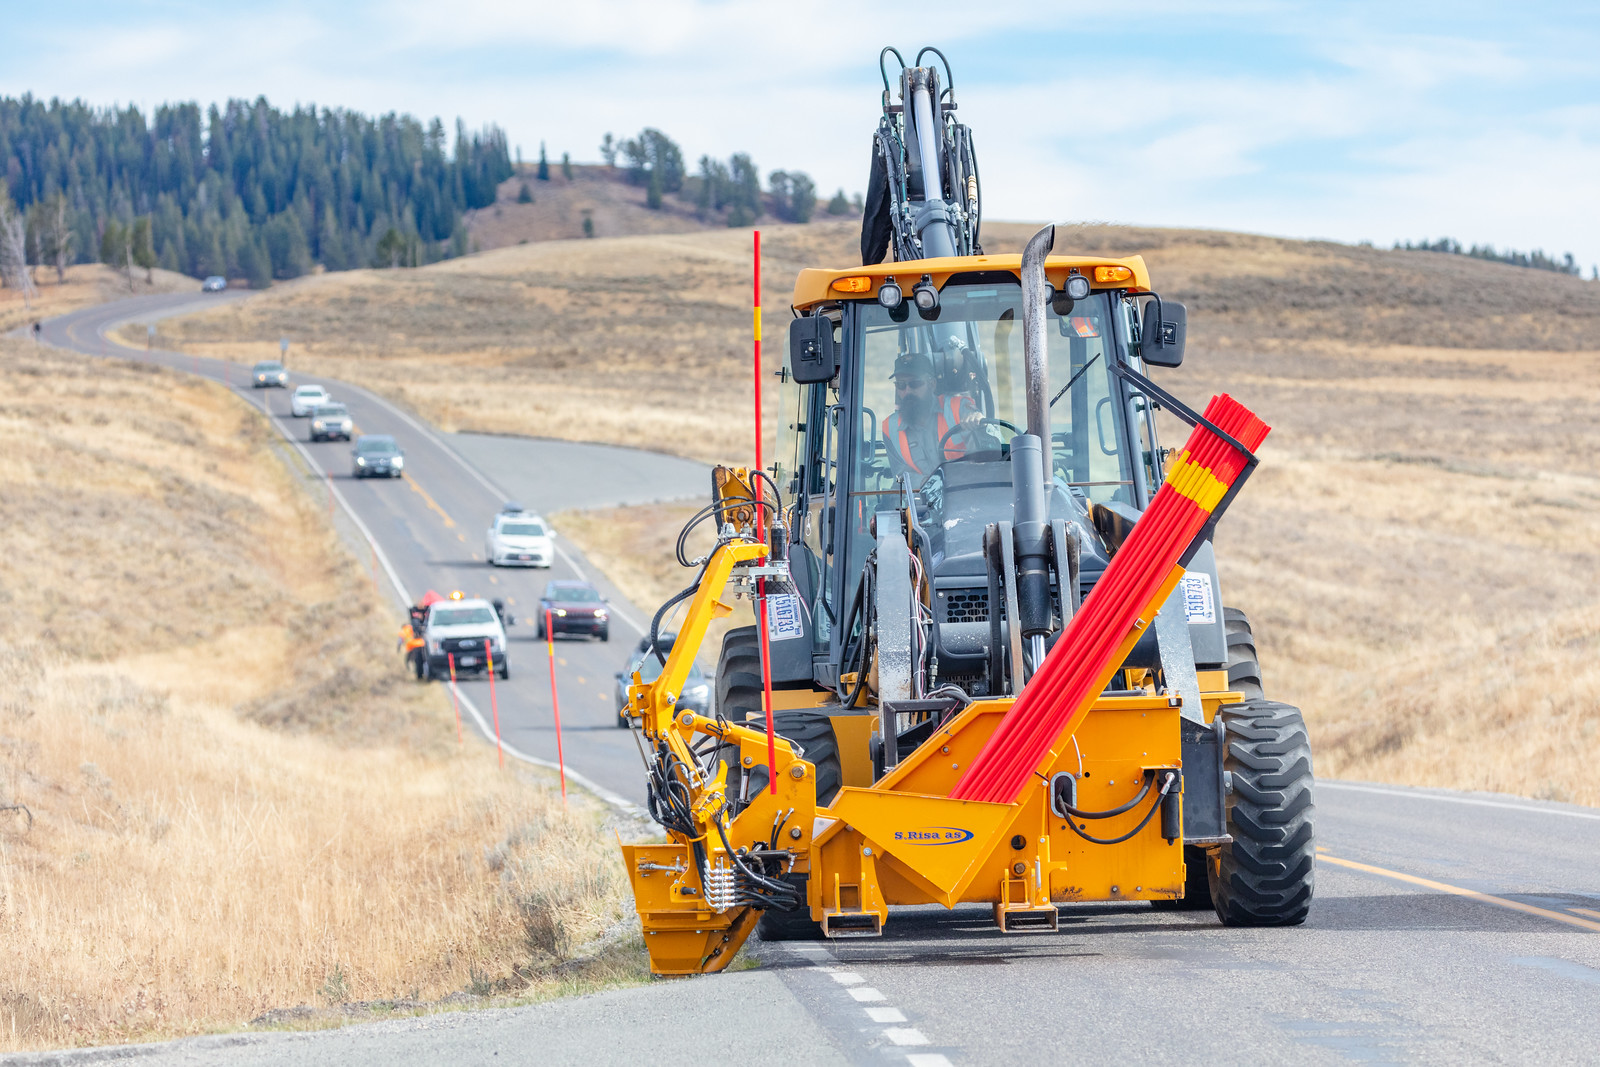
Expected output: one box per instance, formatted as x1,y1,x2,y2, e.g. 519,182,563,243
351,434,404,478
535,580,609,641
613,634,710,727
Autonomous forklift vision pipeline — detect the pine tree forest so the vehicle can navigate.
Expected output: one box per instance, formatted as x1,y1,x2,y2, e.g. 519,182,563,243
0,94,513,287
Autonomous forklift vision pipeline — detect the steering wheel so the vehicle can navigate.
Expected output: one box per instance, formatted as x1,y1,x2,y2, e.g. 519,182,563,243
938,416,1022,456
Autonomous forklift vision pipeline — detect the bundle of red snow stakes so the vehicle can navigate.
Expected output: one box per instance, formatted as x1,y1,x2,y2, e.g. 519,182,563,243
950,393,1271,805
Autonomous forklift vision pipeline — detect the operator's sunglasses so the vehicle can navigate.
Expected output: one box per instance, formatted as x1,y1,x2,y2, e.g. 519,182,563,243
895,378,933,392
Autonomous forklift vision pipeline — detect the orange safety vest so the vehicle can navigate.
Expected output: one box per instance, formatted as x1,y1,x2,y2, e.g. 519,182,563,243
399,622,424,654
882,395,976,475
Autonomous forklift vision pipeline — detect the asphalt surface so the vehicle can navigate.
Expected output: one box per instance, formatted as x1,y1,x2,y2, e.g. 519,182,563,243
24,293,1600,1066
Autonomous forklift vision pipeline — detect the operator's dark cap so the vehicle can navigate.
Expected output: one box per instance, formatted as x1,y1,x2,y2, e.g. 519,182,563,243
890,353,936,380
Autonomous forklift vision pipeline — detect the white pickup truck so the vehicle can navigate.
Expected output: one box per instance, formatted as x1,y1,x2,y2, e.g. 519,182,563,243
421,597,508,680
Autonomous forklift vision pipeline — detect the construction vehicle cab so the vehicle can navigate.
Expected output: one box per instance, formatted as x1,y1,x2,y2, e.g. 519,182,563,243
619,47,1313,977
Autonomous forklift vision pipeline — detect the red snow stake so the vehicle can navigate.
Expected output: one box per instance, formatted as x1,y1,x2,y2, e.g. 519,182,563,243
546,608,568,804
753,230,778,794
447,652,463,744
951,393,1271,805
485,641,504,768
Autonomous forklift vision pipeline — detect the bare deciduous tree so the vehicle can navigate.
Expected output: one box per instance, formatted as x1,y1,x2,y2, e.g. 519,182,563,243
0,191,38,307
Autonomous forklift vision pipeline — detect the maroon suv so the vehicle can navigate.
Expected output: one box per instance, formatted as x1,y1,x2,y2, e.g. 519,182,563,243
536,580,610,641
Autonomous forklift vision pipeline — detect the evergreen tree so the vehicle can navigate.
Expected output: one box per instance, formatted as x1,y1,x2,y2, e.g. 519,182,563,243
130,216,156,281
100,219,127,266
562,152,572,181
727,153,761,226
827,188,851,215
0,93,512,278
240,235,272,288
538,142,550,181
518,181,533,203
600,133,616,168
647,166,663,210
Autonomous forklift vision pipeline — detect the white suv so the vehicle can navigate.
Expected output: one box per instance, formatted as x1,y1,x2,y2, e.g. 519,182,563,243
291,385,330,417
486,505,554,568
422,597,509,680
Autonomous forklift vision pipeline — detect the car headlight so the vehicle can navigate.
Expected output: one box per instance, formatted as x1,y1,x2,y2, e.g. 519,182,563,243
313,421,324,429
683,683,710,701
391,456,403,468
594,609,609,620
552,608,567,617
356,456,367,466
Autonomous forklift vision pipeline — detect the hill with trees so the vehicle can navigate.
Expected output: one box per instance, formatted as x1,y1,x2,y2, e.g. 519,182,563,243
0,97,855,288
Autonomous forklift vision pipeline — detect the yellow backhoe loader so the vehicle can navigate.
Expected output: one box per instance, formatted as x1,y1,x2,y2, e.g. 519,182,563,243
619,46,1313,976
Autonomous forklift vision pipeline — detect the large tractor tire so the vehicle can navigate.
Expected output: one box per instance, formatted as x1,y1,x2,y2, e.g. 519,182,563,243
1223,606,1264,701
754,874,824,942
1149,845,1215,911
1208,699,1315,926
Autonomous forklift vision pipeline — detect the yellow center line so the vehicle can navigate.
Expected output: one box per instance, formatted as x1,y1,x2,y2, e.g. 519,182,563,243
404,475,457,528
1318,851,1600,933
1571,907,1600,922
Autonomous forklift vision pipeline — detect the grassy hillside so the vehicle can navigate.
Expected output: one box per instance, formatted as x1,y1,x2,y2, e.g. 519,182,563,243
0,339,635,1051
135,221,1600,805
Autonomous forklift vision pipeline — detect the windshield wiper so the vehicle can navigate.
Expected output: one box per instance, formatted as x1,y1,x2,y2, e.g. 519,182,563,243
1049,353,1101,408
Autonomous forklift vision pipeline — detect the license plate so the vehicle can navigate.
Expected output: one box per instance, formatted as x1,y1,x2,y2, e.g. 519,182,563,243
458,656,478,667
516,554,531,560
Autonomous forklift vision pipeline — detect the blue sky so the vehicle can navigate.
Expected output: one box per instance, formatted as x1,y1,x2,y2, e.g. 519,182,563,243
7,1,1600,270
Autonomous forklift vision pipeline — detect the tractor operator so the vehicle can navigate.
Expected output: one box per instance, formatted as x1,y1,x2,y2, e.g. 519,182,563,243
882,351,986,482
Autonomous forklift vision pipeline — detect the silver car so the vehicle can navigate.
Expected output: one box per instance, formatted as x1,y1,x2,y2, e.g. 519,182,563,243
309,403,352,442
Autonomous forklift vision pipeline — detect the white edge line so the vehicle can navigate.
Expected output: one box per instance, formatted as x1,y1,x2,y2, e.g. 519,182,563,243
1320,781,1600,822
450,685,641,814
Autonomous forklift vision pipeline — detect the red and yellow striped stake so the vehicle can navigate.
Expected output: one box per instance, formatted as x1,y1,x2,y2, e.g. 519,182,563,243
546,607,568,804
753,229,778,794
448,652,463,744
485,640,504,769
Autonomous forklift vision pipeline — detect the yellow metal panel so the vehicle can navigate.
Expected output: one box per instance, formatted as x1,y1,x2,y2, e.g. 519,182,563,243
828,711,879,788
825,787,1017,903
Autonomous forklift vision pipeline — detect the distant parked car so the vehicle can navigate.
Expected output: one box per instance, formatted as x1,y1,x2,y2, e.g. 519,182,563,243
351,434,404,478
536,580,609,641
613,634,710,727
202,276,227,292
309,402,352,442
251,360,288,388
291,384,330,416
486,504,554,567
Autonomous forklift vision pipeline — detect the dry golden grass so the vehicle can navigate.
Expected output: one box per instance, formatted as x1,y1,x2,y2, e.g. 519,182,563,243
133,223,1600,805
0,263,197,334
0,339,636,1052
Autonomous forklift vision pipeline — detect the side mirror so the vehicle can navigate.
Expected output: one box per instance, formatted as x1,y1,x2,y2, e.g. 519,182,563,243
789,316,838,384
1141,299,1186,368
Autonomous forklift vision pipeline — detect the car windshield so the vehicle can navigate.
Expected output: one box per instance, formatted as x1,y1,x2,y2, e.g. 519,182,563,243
296,386,325,397
548,585,600,603
430,606,496,626
501,522,546,537
314,404,348,416
356,436,397,453
255,362,283,373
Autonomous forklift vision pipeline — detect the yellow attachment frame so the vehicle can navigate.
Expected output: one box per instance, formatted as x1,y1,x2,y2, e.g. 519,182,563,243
620,535,1229,975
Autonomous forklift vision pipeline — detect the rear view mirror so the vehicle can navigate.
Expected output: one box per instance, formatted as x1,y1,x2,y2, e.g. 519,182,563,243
1141,298,1186,368
789,316,838,384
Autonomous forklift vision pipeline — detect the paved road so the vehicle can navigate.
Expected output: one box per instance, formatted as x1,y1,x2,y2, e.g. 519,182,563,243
29,294,1600,1065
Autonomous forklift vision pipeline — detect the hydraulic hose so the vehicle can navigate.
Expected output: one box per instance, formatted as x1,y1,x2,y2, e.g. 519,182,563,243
1059,771,1176,846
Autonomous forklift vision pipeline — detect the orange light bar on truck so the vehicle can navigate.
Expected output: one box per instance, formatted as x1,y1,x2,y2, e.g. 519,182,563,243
831,275,874,293
1094,265,1135,284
